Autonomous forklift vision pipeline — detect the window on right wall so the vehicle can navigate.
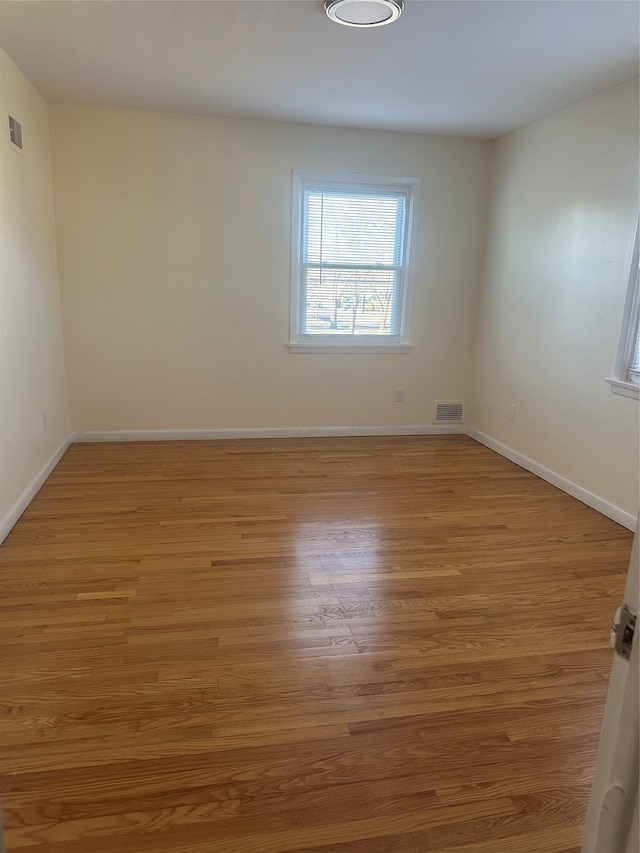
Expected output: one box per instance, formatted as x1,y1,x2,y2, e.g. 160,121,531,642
607,220,640,400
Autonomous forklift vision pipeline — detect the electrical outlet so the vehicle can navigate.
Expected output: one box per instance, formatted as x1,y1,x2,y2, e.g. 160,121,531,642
394,388,404,403
42,412,48,431
509,404,516,421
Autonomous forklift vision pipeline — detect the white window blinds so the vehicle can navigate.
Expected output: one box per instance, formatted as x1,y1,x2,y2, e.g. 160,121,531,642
290,171,419,352
302,186,408,337
628,311,640,384
608,223,640,398
623,256,640,385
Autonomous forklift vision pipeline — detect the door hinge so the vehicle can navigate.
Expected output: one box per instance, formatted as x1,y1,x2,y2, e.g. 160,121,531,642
610,604,636,661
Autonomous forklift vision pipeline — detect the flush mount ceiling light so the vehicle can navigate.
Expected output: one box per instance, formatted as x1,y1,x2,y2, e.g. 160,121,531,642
324,0,404,28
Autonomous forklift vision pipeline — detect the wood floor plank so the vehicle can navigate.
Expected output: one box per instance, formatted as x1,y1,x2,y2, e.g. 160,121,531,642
0,435,631,851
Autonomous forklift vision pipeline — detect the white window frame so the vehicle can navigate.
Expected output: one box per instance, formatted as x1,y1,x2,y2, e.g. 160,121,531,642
289,170,420,353
607,219,640,400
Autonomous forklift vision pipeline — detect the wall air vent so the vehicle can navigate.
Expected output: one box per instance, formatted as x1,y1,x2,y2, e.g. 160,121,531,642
434,401,464,423
8,115,22,150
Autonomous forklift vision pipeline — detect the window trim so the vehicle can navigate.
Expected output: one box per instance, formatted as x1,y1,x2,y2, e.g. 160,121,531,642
289,170,420,353
607,218,640,400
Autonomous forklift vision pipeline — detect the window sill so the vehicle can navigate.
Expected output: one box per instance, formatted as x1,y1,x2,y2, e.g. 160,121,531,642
288,343,412,354
606,377,640,400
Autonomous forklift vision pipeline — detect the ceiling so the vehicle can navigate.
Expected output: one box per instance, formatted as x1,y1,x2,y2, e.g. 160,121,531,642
0,0,638,138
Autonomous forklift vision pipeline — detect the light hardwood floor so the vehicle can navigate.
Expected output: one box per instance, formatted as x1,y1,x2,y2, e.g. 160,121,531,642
0,435,632,852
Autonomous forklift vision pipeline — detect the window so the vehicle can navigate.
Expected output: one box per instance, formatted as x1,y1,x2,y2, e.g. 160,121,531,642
607,220,640,400
289,171,420,352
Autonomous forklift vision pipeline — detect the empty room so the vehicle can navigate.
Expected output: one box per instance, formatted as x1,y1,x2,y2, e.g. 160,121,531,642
0,1,639,851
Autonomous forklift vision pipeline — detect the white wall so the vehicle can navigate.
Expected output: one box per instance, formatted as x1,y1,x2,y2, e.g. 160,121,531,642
48,105,491,431
0,50,69,528
4,62,637,528
470,81,639,519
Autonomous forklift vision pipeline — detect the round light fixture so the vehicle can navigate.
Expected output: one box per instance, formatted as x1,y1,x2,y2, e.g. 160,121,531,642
324,0,404,28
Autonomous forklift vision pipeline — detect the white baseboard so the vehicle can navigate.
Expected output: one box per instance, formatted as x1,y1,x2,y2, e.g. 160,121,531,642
0,434,73,545
4,426,632,545
466,426,636,532
71,424,465,442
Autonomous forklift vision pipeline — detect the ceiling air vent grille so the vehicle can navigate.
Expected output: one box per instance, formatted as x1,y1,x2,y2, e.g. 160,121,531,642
434,401,464,423
8,115,22,150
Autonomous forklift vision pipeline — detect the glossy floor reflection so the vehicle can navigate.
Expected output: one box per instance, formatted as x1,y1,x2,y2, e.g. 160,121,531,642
0,436,631,852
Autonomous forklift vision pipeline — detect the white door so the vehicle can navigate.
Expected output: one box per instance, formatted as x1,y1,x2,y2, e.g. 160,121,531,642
582,530,639,853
